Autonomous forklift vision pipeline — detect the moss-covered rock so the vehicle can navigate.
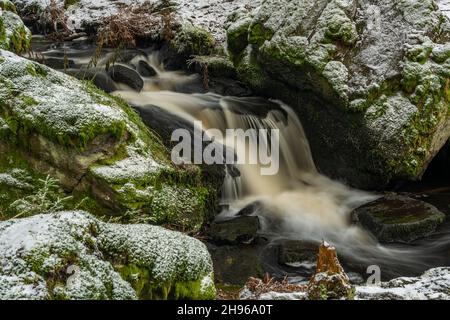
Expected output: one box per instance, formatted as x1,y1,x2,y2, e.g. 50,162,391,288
170,24,216,61
352,195,446,243
0,5,31,54
0,0,16,12
227,0,450,189
0,50,218,232
0,211,215,300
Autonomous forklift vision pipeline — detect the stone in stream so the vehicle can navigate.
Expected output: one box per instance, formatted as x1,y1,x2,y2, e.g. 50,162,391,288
137,60,157,77
65,68,118,93
352,195,446,243
208,216,260,245
107,64,144,91
43,56,75,70
207,244,265,285
277,240,319,269
237,201,266,216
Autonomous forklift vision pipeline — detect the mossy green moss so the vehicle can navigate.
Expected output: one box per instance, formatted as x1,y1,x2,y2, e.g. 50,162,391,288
171,25,216,59
0,11,31,54
117,264,214,300
0,0,16,13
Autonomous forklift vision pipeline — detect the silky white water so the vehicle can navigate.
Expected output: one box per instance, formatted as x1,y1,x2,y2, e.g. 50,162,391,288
31,42,450,279
109,54,442,278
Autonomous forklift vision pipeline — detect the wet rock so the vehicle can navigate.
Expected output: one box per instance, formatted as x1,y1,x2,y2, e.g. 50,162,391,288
353,195,446,243
307,242,354,300
277,240,318,270
237,201,265,216
107,64,144,92
65,68,118,93
43,56,75,70
208,216,260,245
207,244,265,285
137,60,157,77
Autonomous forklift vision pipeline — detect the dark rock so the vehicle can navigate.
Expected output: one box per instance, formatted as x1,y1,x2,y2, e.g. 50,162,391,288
133,104,226,219
92,73,118,93
107,64,144,92
237,201,265,216
208,216,260,245
65,69,118,93
137,60,157,77
207,244,265,285
43,57,75,70
227,0,450,189
353,195,446,243
277,240,319,269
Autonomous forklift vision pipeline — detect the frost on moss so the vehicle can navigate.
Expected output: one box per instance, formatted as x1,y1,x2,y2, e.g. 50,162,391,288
0,10,31,54
0,0,17,12
171,24,216,59
0,51,216,231
0,211,216,300
226,0,450,188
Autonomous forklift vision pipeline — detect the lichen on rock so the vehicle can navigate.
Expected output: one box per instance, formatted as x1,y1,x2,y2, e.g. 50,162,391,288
0,211,216,300
226,0,450,188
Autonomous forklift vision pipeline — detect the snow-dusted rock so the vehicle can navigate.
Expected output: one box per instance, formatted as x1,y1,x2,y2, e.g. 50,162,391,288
438,0,450,18
0,211,216,300
227,0,450,189
0,50,215,231
241,267,450,300
356,268,450,300
11,0,261,44
0,1,31,54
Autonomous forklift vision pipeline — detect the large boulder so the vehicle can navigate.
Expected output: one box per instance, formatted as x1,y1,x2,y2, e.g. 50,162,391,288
227,0,450,189
0,50,220,232
0,1,31,54
0,211,215,300
352,195,446,243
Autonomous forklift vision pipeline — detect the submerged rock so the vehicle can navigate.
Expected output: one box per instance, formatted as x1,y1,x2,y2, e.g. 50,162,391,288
227,0,450,189
353,195,446,243
0,50,218,232
356,267,450,300
0,211,215,300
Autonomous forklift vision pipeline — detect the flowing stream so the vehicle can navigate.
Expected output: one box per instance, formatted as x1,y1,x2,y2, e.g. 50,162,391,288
30,37,450,281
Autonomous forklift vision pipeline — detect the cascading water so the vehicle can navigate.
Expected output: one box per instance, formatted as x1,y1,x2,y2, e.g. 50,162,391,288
31,41,450,280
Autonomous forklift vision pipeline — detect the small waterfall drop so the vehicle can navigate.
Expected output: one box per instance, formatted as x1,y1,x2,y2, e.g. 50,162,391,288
29,42,450,280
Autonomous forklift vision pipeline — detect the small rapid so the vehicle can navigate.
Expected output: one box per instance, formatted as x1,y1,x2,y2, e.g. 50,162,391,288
30,39,450,280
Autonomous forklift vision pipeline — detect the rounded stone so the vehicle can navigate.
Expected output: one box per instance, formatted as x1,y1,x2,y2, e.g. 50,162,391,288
353,195,446,243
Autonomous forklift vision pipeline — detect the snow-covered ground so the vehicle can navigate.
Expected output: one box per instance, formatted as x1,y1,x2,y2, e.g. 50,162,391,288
438,0,450,18
12,0,262,43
